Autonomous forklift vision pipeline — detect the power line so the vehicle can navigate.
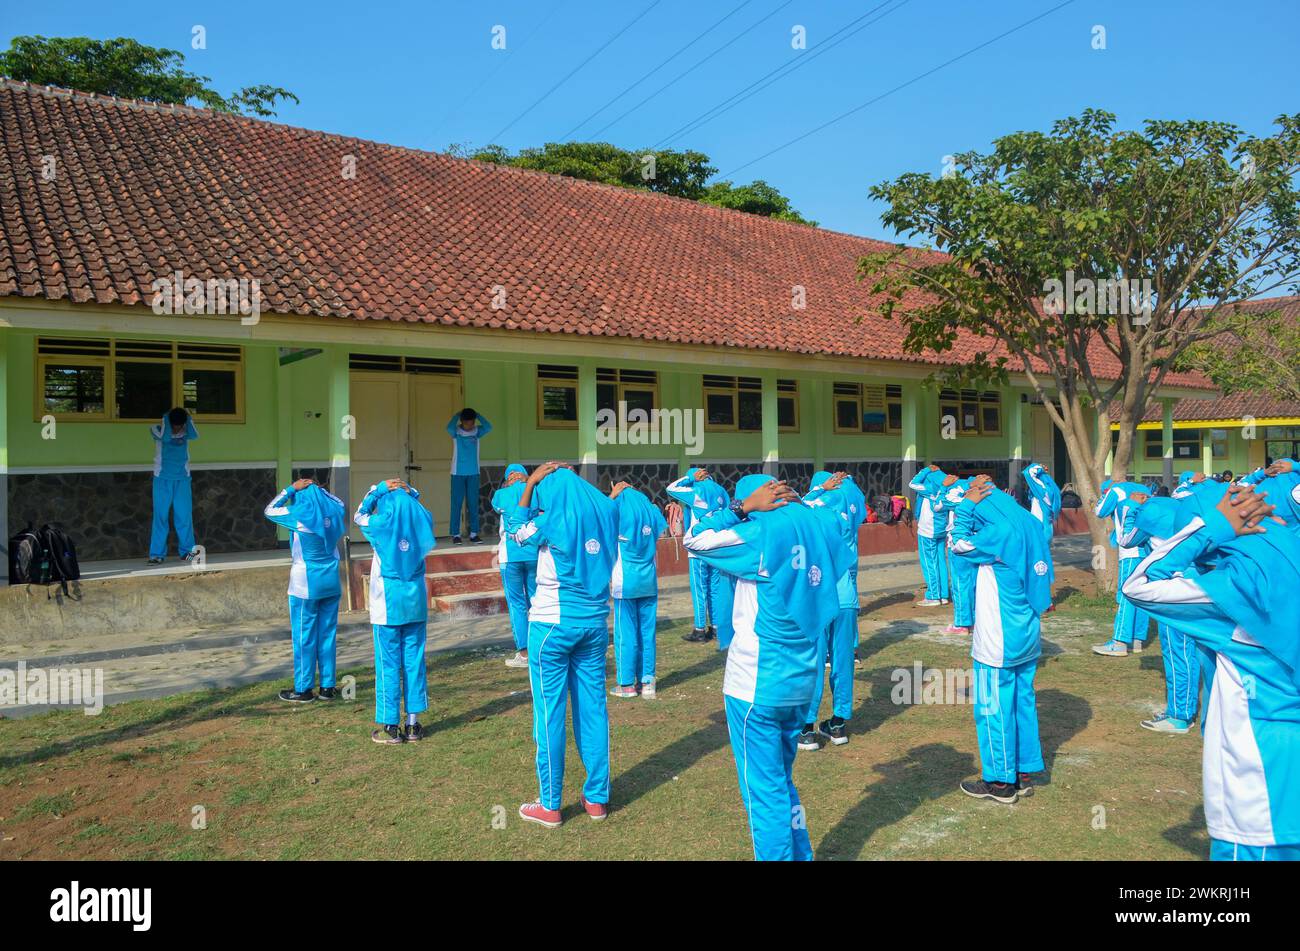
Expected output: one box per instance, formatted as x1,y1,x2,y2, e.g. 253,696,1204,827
585,0,796,141
559,0,756,141
486,0,664,146
720,0,1078,179
432,3,572,145
655,0,909,149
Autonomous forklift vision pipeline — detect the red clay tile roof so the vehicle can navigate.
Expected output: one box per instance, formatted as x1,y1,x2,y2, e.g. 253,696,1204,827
1134,391,1300,424
0,79,1209,386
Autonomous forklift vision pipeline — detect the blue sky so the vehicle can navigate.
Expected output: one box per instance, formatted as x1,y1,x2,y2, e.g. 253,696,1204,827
6,0,1298,238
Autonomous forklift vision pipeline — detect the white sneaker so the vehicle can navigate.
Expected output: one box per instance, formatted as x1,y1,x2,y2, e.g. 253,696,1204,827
641,679,657,700
504,651,529,669
915,599,943,608
1131,640,1145,654
1091,640,1130,657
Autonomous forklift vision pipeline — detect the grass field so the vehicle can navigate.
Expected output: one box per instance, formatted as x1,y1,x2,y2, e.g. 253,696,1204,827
0,569,1209,860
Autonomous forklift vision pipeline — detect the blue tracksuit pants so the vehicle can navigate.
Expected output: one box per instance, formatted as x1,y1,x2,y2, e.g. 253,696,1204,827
805,606,857,723
449,473,480,536
1113,556,1150,644
613,595,657,686
372,621,428,725
289,594,340,693
150,476,194,558
949,550,975,628
688,557,735,647
1210,840,1300,861
1157,621,1206,722
918,534,949,601
527,621,610,810
724,694,812,861
500,561,537,651
972,659,1045,785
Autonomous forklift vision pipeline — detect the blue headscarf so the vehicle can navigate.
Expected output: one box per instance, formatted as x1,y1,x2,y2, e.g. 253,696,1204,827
363,487,435,581
615,487,667,565
1135,495,1180,543
972,485,1053,613
730,474,853,642
1255,471,1300,531
1022,463,1062,521
1174,481,1300,688
293,483,346,551
492,464,529,512
685,467,731,514
808,471,867,551
532,468,618,599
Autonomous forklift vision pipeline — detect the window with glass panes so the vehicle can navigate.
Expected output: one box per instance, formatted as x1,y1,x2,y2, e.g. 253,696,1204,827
938,389,1001,436
37,337,243,422
833,382,902,434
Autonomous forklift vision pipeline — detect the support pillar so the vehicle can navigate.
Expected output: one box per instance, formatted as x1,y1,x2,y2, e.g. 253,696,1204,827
578,361,597,482
901,382,919,498
327,346,351,508
1161,398,1175,488
761,373,779,476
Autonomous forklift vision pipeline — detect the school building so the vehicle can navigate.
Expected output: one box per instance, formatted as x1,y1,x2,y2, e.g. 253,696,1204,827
0,79,1240,564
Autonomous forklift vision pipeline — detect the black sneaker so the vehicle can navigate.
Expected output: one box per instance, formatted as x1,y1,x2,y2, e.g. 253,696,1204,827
818,717,848,746
405,721,424,742
797,725,820,751
452,535,463,545
317,687,337,701
959,779,1018,804
705,625,718,641
682,627,710,642
147,556,164,565
854,649,862,669
1016,773,1035,797
371,724,405,744
278,688,315,703
469,534,481,543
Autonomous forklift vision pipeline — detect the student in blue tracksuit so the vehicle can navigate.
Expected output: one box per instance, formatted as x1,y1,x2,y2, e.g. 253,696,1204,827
1118,493,1212,734
491,464,538,670
908,465,950,607
950,477,1052,803
666,468,734,646
1022,462,1062,546
354,479,436,744
1172,469,1205,499
264,479,346,703
797,470,866,750
1251,459,1300,533
446,408,493,543
507,463,618,828
685,474,853,860
942,475,976,634
1092,479,1152,656
1123,482,1300,860
148,407,199,564
608,483,668,700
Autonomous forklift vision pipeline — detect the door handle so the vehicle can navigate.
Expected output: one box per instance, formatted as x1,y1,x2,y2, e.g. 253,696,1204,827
405,464,423,472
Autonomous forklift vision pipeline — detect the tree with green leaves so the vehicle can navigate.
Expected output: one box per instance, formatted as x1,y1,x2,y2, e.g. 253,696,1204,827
858,110,1300,588
0,36,297,117
1179,302,1300,403
451,141,814,224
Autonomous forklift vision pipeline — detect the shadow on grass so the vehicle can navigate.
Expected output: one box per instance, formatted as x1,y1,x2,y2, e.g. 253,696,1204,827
813,685,1091,859
611,709,730,811
1162,803,1209,860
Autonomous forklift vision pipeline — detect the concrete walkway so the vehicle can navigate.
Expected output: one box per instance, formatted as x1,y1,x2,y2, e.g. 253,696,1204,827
1,535,1095,716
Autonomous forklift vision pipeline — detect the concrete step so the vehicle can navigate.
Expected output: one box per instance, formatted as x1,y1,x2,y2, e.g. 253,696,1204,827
425,567,503,597
433,592,508,618
425,546,498,572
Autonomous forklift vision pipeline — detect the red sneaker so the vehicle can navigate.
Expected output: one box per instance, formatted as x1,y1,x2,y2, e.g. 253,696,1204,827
518,801,562,828
942,625,971,635
579,796,608,821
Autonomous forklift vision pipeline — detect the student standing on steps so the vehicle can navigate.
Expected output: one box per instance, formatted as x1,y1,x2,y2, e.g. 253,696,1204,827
264,478,347,703
148,407,200,565
446,407,492,544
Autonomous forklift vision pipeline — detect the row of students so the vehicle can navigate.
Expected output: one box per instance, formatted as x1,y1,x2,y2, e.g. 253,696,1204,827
1121,479,1300,860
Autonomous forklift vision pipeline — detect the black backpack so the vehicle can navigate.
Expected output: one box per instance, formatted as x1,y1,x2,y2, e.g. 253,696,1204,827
871,494,898,525
8,527,44,584
8,524,80,597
